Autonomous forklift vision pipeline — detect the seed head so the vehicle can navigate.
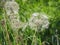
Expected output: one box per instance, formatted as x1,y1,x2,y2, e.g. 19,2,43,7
29,12,49,31
4,1,19,15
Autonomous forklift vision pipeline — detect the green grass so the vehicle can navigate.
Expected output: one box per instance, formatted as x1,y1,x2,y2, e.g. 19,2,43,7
0,0,60,45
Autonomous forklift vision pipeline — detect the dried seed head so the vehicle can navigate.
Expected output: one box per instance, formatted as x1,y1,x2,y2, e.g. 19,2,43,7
4,1,19,15
29,12,49,30
4,1,21,30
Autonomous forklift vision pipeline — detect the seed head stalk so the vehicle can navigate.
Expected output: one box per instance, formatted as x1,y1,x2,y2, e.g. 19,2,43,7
3,7,12,45
4,0,20,45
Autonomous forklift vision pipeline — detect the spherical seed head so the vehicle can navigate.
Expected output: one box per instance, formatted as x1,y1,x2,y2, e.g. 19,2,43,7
4,1,19,15
29,12,49,30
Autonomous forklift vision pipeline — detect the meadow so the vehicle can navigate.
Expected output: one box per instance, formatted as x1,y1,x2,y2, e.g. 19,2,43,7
0,0,60,45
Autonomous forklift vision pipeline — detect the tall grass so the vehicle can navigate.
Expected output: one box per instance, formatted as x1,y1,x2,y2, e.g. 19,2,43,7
0,0,60,45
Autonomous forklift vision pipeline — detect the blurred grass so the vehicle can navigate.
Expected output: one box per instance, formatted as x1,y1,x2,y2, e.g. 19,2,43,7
0,0,60,45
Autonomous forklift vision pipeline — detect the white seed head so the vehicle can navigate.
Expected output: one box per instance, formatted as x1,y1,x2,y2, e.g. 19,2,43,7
4,1,19,15
29,12,49,30
4,1,21,30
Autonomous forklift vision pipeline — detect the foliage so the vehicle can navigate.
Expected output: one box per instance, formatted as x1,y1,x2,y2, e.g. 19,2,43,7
0,0,60,45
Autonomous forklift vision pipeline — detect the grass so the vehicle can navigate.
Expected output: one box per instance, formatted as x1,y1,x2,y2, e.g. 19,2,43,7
0,0,60,45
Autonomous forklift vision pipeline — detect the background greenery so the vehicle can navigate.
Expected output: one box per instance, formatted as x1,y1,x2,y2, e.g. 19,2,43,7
0,0,60,45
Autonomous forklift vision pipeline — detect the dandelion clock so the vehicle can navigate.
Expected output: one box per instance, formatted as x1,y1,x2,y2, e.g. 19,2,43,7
29,12,49,31
4,0,22,30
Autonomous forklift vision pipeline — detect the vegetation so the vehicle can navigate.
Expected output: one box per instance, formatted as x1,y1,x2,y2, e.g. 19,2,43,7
0,0,60,45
